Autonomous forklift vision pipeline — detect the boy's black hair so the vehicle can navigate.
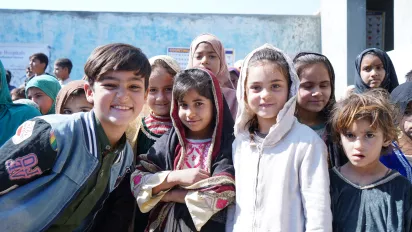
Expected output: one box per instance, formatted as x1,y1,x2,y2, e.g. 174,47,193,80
55,58,73,74
30,53,49,70
83,43,151,90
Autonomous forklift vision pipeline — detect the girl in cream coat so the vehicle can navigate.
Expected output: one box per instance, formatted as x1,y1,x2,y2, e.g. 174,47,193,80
227,44,332,232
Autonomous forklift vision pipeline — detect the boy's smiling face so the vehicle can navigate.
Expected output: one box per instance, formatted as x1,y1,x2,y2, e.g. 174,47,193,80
85,70,145,130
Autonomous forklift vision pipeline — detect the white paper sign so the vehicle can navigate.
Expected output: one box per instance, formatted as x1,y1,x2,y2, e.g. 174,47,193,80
0,44,50,87
167,47,236,70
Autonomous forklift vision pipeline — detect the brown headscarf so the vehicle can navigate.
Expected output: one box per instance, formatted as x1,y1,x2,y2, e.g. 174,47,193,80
187,33,238,118
187,33,231,87
55,80,87,114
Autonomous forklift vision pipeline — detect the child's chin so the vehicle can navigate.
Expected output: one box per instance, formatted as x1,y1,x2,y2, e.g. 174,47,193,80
108,115,136,125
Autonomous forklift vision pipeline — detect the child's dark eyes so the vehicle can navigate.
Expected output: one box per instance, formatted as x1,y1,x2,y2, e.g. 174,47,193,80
250,85,261,91
363,67,371,72
366,133,375,139
320,83,330,88
195,102,203,107
149,88,157,93
63,109,72,114
102,83,116,89
165,87,173,92
130,85,142,91
344,133,354,139
179,103,187,108
301,84,312,89
272,84,281,89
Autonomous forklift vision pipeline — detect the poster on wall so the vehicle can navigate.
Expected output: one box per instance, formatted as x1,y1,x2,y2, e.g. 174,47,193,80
167,47,236,70
0,43,50,87
366,11,385,50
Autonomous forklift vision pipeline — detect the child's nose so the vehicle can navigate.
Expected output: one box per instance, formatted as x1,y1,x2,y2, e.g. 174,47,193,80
312,90,322,96
156,92,164,100
187,108,195,118
116,88,129,101
353,138,364,149
201,56,208,64
371,68,378,76
261,88,270,98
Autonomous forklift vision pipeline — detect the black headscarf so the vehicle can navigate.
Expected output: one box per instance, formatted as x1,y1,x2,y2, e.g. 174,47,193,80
354,48,399,94
391,82,412,115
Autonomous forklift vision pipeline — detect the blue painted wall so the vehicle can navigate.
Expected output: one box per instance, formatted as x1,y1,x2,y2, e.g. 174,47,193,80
0,9,320,80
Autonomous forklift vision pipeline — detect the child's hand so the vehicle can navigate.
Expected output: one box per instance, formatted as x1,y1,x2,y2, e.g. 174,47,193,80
169,168,210,186
161,189,188,203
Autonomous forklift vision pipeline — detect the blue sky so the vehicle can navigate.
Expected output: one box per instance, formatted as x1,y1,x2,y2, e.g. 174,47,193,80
0,0,320,15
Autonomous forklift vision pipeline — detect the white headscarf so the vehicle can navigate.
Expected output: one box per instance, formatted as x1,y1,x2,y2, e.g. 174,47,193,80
234,43,300,136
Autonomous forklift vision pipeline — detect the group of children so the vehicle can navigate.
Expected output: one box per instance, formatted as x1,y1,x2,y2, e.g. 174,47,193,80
0,33,412,232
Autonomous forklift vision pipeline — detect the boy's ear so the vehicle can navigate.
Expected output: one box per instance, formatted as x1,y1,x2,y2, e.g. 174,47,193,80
40,63,47,71
84,83,94,104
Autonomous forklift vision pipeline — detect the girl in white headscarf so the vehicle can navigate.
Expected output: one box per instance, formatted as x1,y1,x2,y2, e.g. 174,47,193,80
227,44,332,232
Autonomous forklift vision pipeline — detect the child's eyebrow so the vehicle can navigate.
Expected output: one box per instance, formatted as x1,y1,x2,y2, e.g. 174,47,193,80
270,79,285,82
250,79,284,85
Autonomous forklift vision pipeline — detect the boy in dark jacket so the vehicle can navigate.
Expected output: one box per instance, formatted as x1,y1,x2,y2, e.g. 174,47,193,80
0,43,151,232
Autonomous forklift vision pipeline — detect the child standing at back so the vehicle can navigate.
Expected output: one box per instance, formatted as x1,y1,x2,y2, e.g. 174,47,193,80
187,33,238,119
130,68,235,231
293,52,340,166
351,48,399,94
329,89,412,231
55,80,93,114
129,55,180,232
134,55,180,156
228,44,332,231
391,82,412,162
25,74,61,115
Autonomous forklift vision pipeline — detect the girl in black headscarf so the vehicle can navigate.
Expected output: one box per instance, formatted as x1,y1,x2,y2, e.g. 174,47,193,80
354,48,399,94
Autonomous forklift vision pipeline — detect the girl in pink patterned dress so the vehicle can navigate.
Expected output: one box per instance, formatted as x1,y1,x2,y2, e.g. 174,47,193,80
130,68,235,232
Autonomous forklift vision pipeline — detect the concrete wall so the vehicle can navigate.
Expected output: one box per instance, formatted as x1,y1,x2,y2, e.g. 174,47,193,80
0,9,321,82
321,0,368,99
390,0,412,81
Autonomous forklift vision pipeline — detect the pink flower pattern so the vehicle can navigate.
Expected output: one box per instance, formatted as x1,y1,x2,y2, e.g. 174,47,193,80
133,175,142,185
216,199,228,209
182,141,211,171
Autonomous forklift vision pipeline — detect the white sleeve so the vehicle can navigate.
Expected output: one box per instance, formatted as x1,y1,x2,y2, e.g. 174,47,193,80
299,139,332,232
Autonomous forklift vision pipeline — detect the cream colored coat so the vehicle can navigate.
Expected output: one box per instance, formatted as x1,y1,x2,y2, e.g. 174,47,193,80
226,44,332,232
